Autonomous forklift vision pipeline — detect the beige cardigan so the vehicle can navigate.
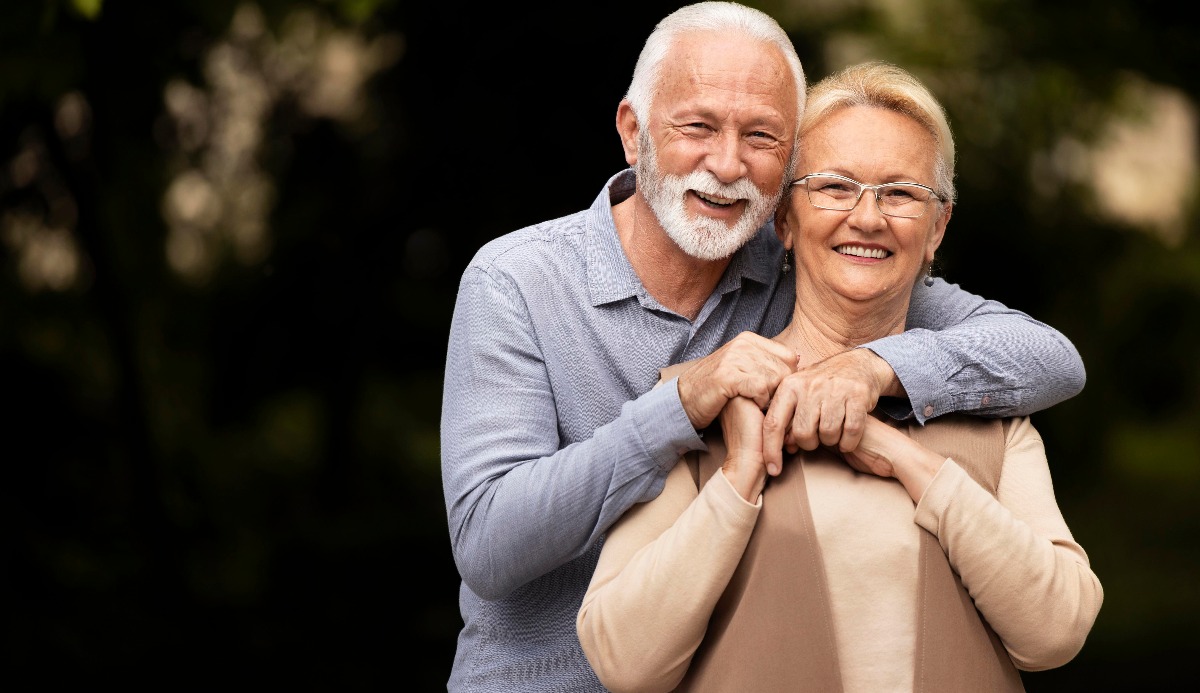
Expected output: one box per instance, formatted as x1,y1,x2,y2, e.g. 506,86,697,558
577,415,1102,693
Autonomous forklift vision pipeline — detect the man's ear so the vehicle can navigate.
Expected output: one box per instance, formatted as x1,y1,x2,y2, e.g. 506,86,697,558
616,100,640,167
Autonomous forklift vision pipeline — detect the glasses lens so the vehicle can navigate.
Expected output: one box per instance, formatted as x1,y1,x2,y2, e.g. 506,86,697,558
804,175,860,211
877,184,934,218
803,175,935,218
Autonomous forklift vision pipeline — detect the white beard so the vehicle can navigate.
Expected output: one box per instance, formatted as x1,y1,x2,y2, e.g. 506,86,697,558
636,136,781,261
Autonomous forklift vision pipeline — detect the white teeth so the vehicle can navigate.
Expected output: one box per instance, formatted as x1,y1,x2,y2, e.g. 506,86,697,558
695,191,737,206
835,245,889,259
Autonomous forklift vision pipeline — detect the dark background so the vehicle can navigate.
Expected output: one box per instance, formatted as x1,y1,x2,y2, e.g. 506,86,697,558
3,0,1198,690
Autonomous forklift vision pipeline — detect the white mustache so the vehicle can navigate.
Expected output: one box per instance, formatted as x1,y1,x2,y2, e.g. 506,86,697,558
679,170,763,202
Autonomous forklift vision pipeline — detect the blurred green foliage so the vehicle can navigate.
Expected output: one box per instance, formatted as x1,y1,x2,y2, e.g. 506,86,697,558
1,0,1197,690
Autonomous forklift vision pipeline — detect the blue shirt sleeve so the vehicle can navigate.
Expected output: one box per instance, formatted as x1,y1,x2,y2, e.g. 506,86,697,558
440,266,703,600
865,277,1086,423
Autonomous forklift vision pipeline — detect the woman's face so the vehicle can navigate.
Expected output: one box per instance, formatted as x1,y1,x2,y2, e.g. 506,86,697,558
784,105,950,303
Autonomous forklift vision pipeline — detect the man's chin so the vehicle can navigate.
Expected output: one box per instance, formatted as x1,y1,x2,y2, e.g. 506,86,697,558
676,226,759,261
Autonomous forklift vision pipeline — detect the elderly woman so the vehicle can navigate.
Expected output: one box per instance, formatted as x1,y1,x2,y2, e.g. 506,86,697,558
575,61,1103,693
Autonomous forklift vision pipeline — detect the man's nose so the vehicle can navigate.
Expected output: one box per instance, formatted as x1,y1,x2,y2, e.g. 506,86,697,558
704,130,748,184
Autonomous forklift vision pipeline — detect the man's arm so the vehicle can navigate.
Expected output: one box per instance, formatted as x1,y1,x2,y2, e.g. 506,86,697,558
873,276,1086,423
442,265,798,600
440,267,695,601
760,277,1084,469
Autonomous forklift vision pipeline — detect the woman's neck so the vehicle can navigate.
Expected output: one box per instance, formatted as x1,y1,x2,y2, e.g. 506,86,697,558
777,277,911,366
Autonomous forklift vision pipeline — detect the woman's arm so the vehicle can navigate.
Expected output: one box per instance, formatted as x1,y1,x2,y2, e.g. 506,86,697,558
577,399,767,693
913,417,1103,669
851,415,1103,670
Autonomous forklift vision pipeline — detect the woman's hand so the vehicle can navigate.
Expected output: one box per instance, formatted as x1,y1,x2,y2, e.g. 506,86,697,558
841,416,946,502
719,396,771,502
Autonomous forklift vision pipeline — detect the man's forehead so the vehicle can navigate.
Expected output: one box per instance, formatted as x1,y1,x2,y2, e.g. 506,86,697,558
656,32,798,123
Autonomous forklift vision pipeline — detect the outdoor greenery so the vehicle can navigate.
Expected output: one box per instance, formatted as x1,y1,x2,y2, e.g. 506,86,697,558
3,0,1196,689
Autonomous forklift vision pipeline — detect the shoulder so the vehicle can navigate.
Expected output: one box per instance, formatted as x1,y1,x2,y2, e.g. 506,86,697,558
922,414,1041,448
913,413,1007,439
454,212,593,302
1001,416,1043,454
909,414,1009,493
468,210,589,274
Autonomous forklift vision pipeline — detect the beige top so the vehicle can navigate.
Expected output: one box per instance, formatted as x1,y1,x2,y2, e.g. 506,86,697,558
577,416,1103,693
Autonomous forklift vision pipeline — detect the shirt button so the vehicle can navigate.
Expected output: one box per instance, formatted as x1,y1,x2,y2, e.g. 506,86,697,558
923,404,934,418
981,395,991,406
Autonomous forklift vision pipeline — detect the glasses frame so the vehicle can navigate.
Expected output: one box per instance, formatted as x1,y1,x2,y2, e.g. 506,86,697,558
792,172,943,219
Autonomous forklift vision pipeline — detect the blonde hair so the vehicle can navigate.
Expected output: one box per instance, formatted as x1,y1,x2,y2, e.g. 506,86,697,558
802,61,956,202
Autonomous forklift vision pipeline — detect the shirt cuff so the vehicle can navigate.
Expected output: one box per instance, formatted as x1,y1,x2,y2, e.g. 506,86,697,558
633,376,707,472
858,339,950,424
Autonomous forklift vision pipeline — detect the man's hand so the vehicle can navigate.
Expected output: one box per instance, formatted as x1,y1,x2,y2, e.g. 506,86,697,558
762,348,900,472
677,332,798,430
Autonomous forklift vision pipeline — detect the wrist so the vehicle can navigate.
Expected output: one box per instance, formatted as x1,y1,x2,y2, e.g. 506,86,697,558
858,347,903,398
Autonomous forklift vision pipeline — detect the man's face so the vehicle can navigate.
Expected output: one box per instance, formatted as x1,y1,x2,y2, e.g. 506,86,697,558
637,31,798,260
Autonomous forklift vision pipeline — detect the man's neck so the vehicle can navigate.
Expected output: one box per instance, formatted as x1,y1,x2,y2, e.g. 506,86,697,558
612,194,731,321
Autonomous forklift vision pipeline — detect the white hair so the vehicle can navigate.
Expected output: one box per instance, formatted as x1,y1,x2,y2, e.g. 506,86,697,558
625,2,806,130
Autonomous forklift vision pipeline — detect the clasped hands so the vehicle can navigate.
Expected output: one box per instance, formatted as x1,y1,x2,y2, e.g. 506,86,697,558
677,332,929,501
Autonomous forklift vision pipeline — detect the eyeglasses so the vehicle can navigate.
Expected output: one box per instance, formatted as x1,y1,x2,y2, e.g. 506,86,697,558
792,173,942,218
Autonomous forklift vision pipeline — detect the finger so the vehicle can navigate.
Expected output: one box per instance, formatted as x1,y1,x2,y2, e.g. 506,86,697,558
817,398,845,448
726,331,800,371
682,349,790,427
740,373,774,412
740,357,796,410
792,402,821,451
839,402,867,453
740,331,804,366
761,388,795,474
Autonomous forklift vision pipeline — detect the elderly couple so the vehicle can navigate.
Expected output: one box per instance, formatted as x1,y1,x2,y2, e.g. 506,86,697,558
440,2,1102,691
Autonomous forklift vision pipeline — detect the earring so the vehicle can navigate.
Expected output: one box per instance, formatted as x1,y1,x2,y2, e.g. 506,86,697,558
782,249,793,274
923,266,935,287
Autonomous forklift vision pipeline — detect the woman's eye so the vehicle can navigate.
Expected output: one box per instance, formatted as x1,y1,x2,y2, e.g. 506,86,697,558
883,188,917,201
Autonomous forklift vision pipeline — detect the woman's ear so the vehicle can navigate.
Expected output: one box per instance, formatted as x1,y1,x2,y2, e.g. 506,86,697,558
925,201,951,263
774,198,794,248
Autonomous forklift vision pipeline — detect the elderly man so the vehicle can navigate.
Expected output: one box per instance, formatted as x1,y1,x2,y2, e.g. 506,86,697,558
440,2,1084,691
